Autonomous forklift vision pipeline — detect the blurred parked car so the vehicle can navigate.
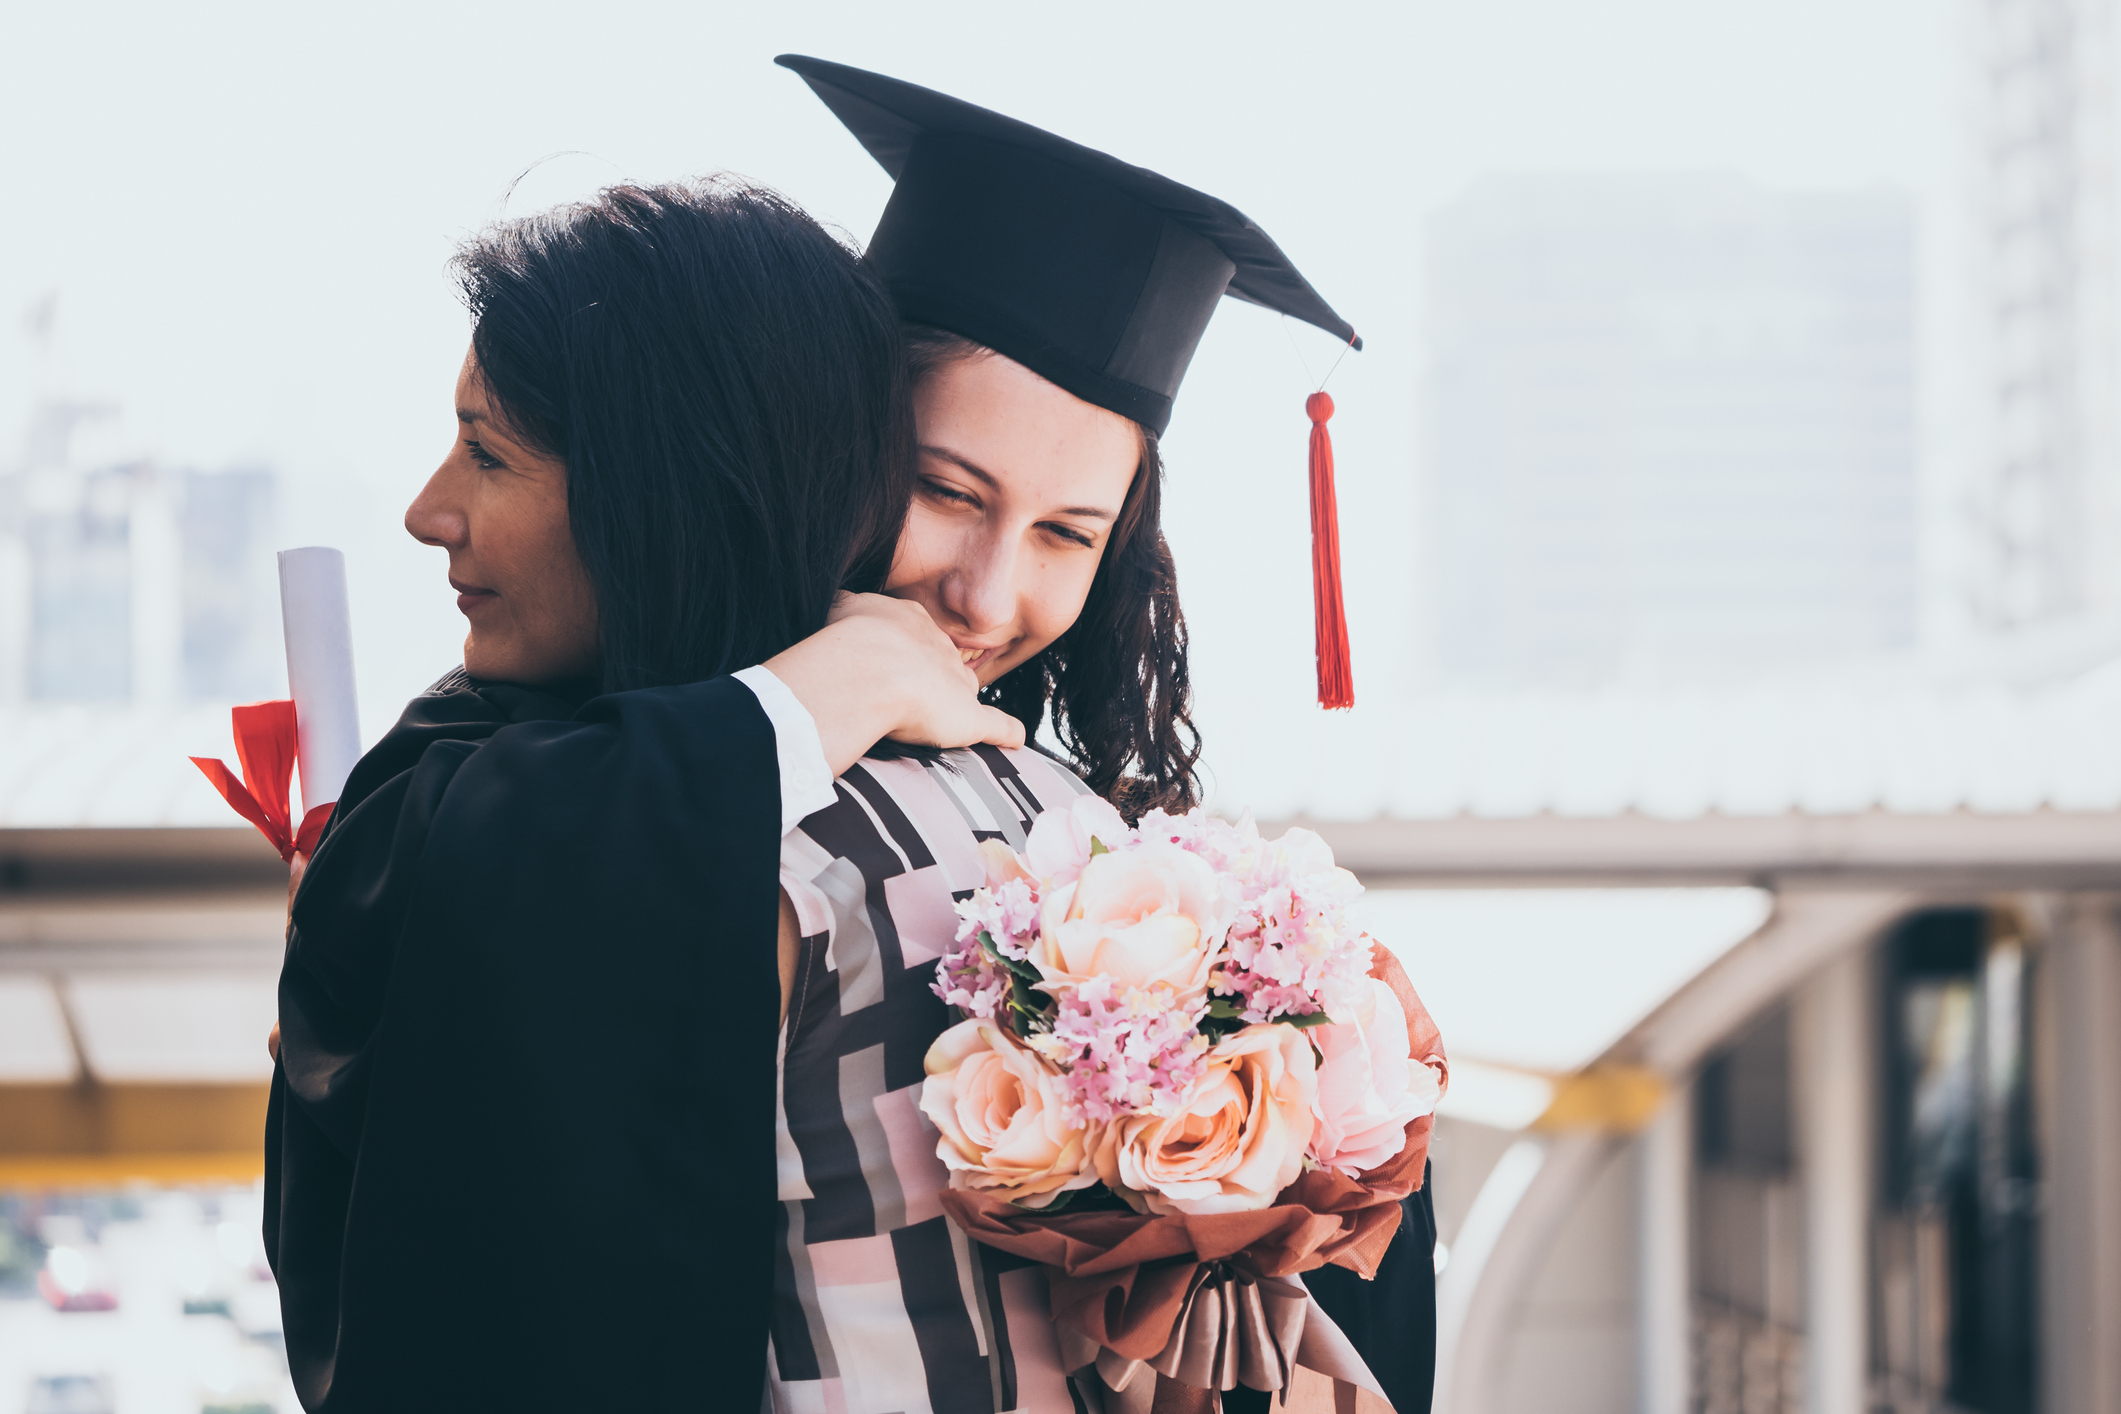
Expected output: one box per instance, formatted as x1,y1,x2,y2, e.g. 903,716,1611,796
24,1375,115,1414
0,1222,46,1294
37,1245,118,1312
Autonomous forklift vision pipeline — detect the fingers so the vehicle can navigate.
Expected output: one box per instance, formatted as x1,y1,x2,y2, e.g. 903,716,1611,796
975,704,1028,751
268,1021,281,1063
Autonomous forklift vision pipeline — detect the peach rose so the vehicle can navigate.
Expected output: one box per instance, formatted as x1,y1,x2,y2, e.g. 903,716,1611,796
1023,793,1130,889
920,1018,1098,1209
978,838,1033,891
1032,842,1231,1001
1093,1023,1317,1215
1308,977,1443,1177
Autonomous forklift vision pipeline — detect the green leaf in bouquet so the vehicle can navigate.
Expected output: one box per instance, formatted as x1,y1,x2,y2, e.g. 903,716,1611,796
1280,1010,1336,1030
1007,974,1047,1027
979,931,1045,984
1205,996,1246,1020
1088,836,1109,856
1017,1182,1126,1214
1020,1184,1083,1213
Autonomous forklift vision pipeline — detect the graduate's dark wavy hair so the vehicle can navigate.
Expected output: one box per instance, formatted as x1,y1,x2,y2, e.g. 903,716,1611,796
455,178,915,692
903,326,1202,819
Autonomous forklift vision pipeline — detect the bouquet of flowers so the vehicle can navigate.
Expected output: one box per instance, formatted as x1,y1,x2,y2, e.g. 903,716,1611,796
923,795,1446,1405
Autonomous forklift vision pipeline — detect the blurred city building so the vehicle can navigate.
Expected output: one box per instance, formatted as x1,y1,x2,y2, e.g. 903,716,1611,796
1422,175,1916,688
1949,0,2121,633
2,313,281,710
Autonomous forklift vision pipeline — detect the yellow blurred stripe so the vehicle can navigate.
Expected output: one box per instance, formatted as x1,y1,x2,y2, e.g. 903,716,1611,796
0,1083,269,1185
1532,1064,1667,1133
0,1151,264,1187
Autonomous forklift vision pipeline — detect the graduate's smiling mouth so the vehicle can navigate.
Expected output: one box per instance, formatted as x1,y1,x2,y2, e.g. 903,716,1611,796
956,641,1010,675
450,577,499,615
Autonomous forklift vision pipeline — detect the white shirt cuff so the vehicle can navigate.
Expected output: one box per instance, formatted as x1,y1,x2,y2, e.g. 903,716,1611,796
733,664,839,836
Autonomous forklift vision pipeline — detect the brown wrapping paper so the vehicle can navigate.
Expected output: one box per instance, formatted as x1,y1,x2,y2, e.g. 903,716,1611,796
940,942,1449,1383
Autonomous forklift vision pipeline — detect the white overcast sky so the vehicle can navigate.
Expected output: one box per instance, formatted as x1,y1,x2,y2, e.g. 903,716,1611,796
0,0,1952,773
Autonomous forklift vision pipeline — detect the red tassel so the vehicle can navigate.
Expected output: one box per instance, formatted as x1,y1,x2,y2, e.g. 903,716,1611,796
191,699,335,863
1307,391,1354,709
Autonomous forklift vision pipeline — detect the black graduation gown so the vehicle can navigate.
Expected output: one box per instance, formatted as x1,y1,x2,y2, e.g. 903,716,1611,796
1299,1172,1440,1414
264,671,782,1412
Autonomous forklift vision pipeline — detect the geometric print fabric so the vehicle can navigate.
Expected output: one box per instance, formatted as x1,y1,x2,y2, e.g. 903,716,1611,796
770,746,1092,1414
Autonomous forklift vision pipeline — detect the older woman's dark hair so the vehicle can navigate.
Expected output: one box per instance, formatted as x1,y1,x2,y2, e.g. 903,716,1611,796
904,327,1202,820
456,179,914,692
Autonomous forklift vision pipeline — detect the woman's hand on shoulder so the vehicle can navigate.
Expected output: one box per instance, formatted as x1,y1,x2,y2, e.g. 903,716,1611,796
765,594,1025,778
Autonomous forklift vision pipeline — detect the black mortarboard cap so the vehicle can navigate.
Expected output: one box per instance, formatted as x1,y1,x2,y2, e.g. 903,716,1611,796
775,55,1360,437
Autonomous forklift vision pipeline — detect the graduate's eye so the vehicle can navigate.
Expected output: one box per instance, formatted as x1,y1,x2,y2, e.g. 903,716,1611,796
464,439,504,472
920,477,978,508
1042,521,1098,550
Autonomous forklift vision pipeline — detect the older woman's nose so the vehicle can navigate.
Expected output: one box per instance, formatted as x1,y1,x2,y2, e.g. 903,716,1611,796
404,465,470,550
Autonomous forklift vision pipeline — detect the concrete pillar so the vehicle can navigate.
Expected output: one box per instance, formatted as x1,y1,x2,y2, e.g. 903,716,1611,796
1435,1132,1622,1414
1637,1082,1691,1414
2041,898,2121,1413
1792,948,1870,1414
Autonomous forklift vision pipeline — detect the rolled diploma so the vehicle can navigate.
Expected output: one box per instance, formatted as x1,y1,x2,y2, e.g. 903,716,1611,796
278,546,362,817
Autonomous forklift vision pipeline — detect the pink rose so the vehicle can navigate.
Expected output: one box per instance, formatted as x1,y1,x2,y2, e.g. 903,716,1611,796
1093,1023,1317,1215
920,1019,1098,1209
1033,842,1230,1000
1308,977,1442,1177
1023,794,1131,889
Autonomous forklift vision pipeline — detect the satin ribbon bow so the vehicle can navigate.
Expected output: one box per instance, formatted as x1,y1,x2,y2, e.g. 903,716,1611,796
190,699,335,863
1057,1274,1392,1414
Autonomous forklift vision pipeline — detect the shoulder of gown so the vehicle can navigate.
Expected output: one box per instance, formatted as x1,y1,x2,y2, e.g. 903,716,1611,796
269,674,783,1413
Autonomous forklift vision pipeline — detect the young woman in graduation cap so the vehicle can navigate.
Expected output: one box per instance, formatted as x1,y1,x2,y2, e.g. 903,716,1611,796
266,178,1032,1413
757,57,1444,1414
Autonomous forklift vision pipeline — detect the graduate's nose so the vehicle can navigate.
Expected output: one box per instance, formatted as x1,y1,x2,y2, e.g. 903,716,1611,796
942,529,1021,637
405,467,469,551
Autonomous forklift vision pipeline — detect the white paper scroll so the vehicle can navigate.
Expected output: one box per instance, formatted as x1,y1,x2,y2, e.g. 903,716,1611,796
278,546,362,815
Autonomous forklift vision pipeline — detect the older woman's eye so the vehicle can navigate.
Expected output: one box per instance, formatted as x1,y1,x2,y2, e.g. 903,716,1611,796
465,440,504,471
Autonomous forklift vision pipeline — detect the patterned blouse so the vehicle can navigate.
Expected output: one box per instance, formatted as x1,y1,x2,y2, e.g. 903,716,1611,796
769,745,1092,1414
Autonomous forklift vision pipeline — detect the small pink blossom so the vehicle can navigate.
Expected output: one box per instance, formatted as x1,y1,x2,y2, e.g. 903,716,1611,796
1133,807,1261,879
934,870,1042,1020
933,924,1011,1020
1035,976,1211,1124
1211,829,1370,1025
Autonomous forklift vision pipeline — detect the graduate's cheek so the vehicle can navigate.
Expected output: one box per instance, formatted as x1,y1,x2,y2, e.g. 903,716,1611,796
1020,545,1099,654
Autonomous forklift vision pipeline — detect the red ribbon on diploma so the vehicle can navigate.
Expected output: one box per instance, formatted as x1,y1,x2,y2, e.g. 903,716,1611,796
190,699,335,863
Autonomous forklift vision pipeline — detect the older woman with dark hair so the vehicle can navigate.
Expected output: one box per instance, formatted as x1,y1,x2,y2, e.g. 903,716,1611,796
267,178,1018,1413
